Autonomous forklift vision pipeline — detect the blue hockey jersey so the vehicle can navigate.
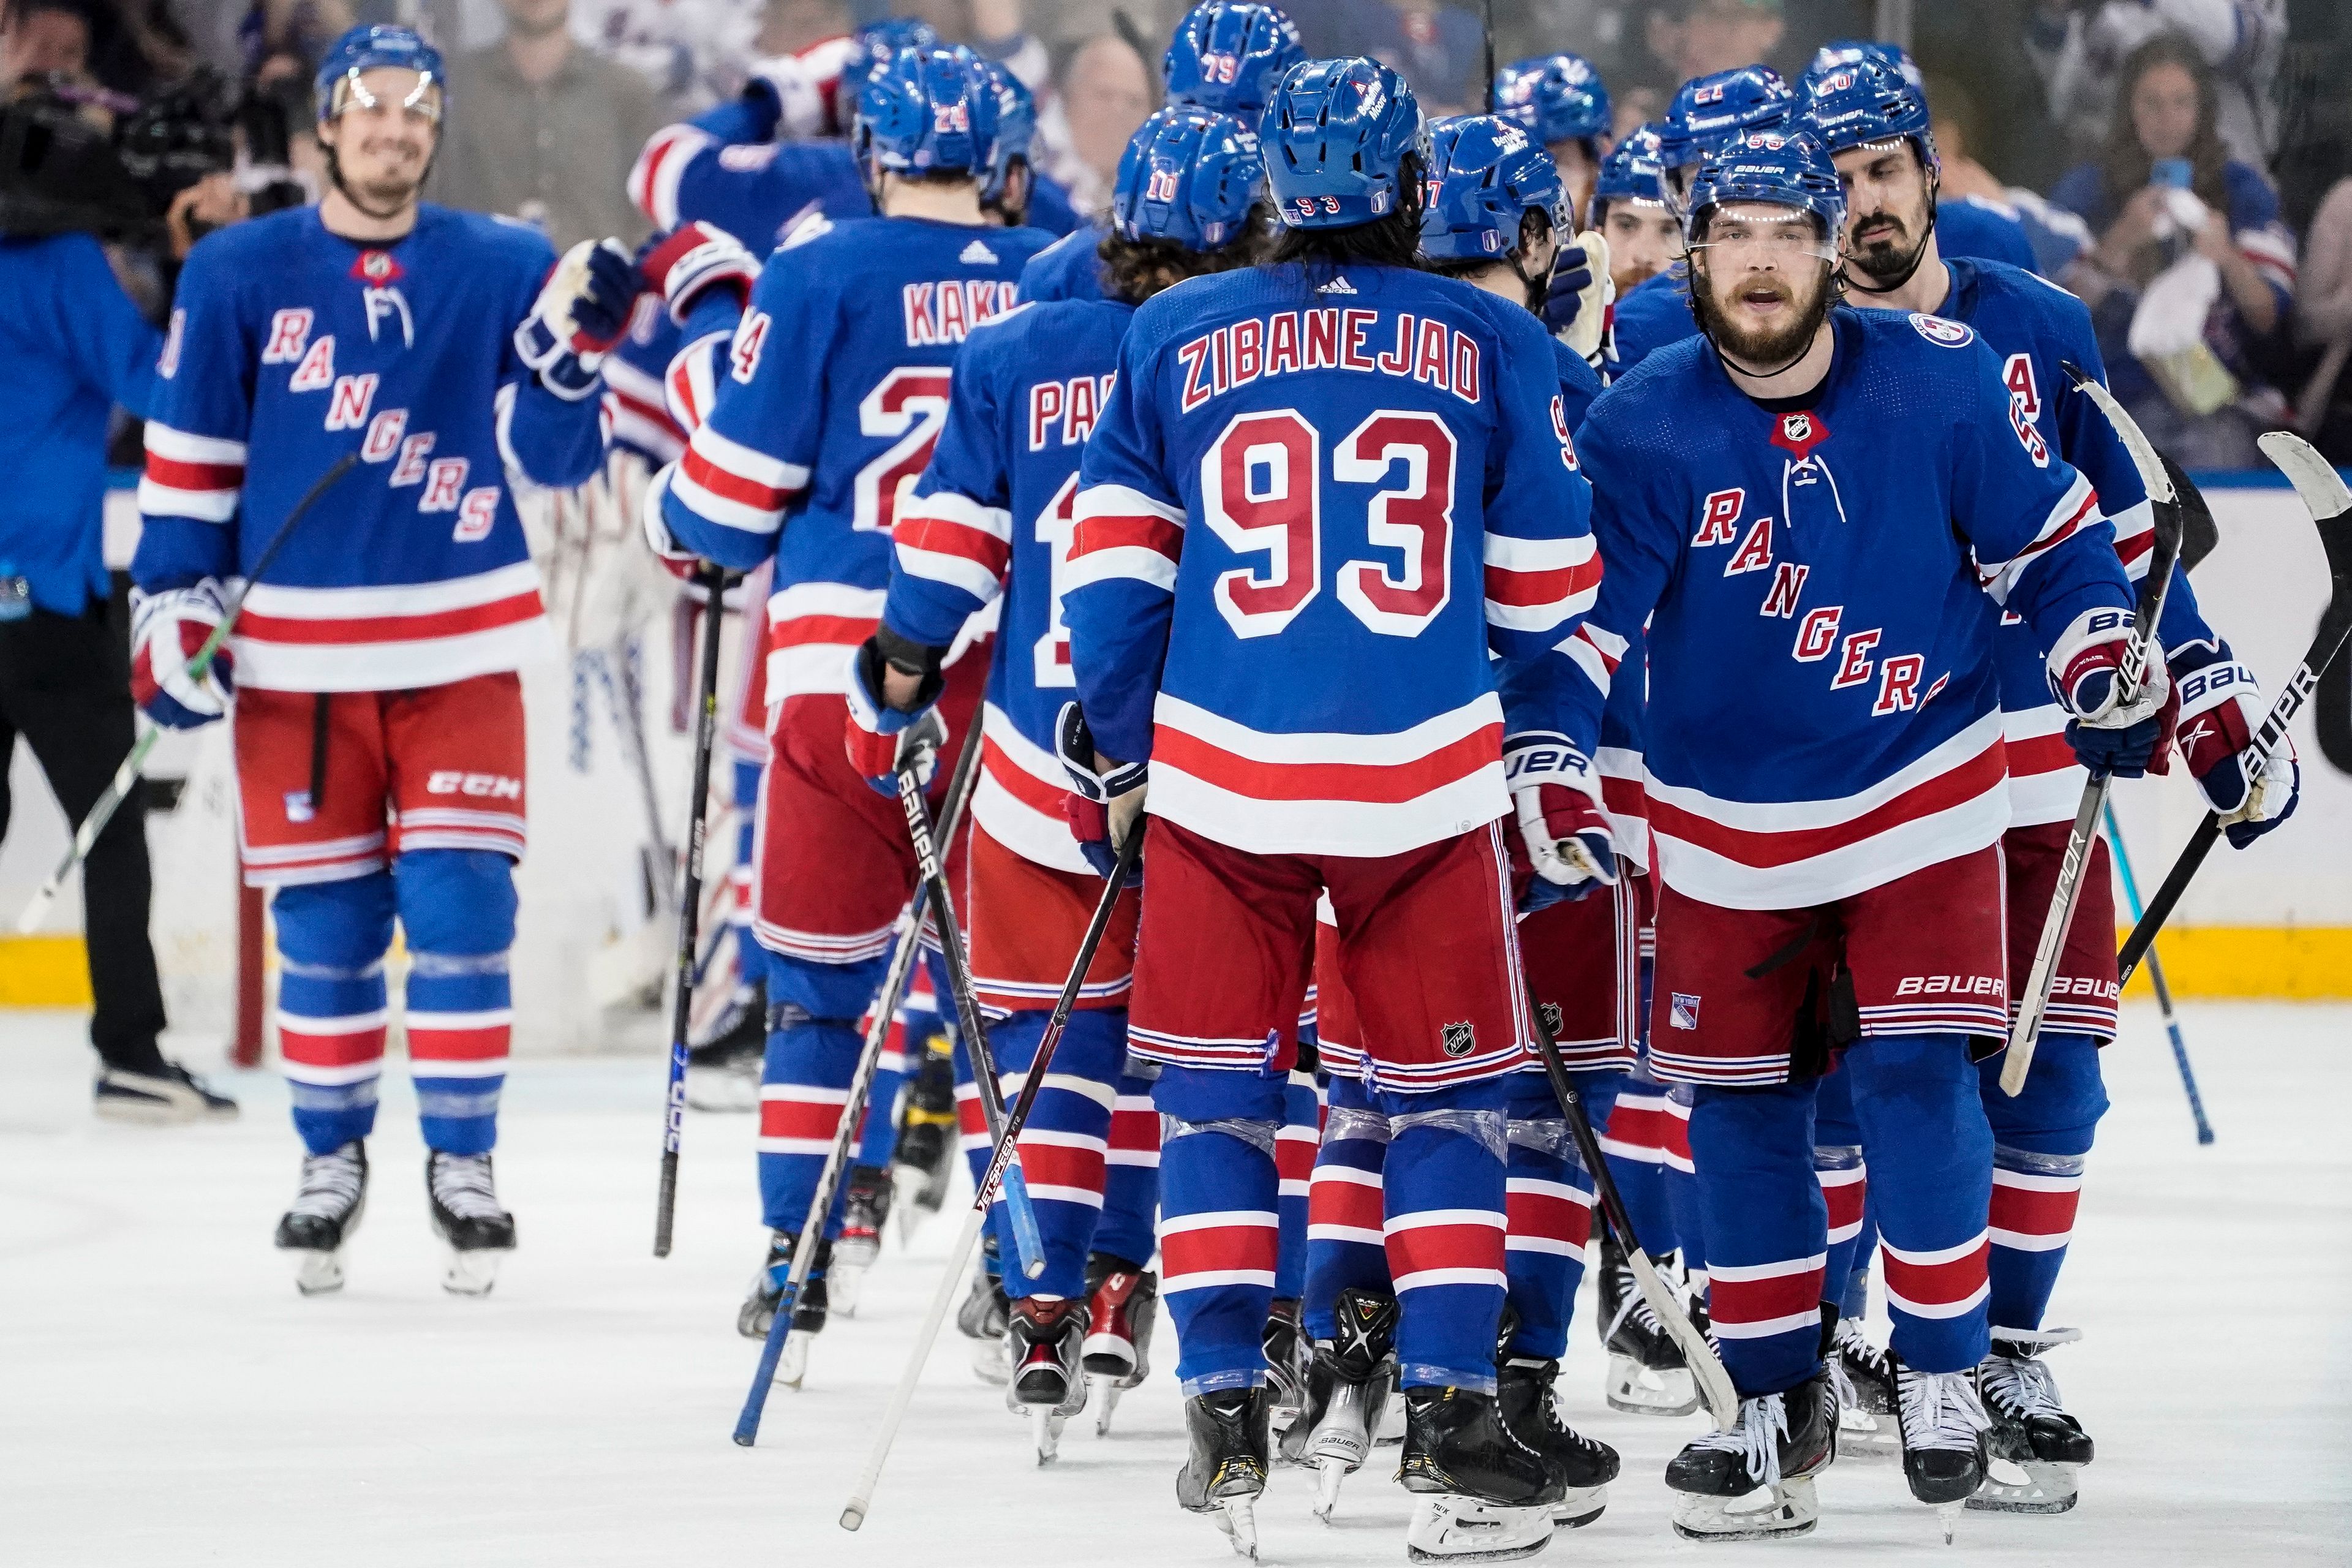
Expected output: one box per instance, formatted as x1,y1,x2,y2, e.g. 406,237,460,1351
1936,196,2039,274
131,204,605,692
1924,256,2231,827
656,215,1052,702
1067,263,1597,858
1020,219,1109,304
604,295,687,466
1567,307,2134,910
884,297,1133,875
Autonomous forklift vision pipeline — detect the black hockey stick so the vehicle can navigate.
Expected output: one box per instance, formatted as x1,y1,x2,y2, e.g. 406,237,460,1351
733,718,985,1444
653,564,729,1257
2103,801,2214,1144
1524,935,1739,1428
1481,0,1498,111
2117,432,2352,984
2001,369,2183,1097
17,451,357,937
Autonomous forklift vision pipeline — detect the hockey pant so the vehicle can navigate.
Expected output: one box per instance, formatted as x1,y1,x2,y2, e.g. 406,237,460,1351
1692,1033,1993,1397
1979,1031,2103,1334
274,850,516,1157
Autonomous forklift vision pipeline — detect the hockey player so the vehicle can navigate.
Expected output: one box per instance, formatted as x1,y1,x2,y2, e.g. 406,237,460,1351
1019,0,1302,305
1493,53,1611,224
1564,127,2157,1540
641,42,1052,1381
849,102,1267,1457
1804,57,2299,1508
1063,56,1604,1561
129,23,621,1296
1589,124,1678,300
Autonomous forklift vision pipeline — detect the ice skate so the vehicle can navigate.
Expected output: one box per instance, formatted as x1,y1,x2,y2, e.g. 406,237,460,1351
1828,1315,1900,1457
1496,1357,1618,1527
829,1165,892,1317
1262,1298,1310,1434
1006,1297,1090,1462
739,1230,829,1388
1083,1254,1158,1434
1594,1229,1698,1417
1970,1329,2094,1515
1396,1386,1562,1564
958,1238,1012,1384
273,1140,368,1295
1893,1357,1991,1542
1177,1385,1270,1559
684,982,764,1111
424,1152,514,1297
94,1060,239,1125
1277,1288,1398,1521
890,1048,957,1244
1665,1370,1835,1541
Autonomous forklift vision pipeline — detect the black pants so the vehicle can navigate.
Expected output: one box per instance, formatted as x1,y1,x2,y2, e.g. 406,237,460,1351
0,592,168,1072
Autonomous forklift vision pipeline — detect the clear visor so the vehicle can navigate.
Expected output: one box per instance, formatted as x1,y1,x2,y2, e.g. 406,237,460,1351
1686,204,1838,265
328,69,443,124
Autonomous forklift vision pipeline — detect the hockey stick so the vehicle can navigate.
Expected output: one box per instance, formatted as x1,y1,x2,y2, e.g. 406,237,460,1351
2000,370,2184,1097
2117,432,2352,984
733,722,984,1441
653,566,729,1257
1480,0,1498,111
16,452,357,937
2101,801,2214,1145
840,1199,990,1531
968,819,1144,1212
896,768,1049,1281
1525,952,1740,1428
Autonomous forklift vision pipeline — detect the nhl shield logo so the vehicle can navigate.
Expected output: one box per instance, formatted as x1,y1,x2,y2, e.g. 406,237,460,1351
1439,1020,1477,1058
1537,1001,1564,1038
1770,409,1831,464
350,249,402,285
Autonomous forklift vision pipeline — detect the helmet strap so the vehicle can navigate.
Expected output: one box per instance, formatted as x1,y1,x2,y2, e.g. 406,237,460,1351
1842,159,1939,296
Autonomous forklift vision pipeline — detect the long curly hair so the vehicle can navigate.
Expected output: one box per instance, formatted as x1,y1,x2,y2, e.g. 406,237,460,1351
2101,32,2231,216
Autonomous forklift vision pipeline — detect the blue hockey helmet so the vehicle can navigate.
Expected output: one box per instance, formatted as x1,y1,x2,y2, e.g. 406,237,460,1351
1112,106,1265,251
981,59,1037,203
1801,54,1936,170
314,23,445,123
855,44,1000,182
1656,64,1793,176
1420,115,1566,262
1686,126,1846,248
1494,53,1610,148
1810,37,1923,90
1164,1,1303,121
1260,57,1427,231
1588,119,1667,224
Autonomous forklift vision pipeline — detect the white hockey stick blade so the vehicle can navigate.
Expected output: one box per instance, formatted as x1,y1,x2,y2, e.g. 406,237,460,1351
2066,368,2174,503
2258,430,2352,520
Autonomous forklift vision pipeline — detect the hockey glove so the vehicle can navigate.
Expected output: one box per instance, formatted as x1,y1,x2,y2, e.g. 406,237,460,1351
1504,733,1616,898
845,628,948,795
637,222,761,326
2170,639,2301,847
2049,606,2173,779
1056,701,1147,880
129,582,234,729
1543,232,1613,364
514,238,641,400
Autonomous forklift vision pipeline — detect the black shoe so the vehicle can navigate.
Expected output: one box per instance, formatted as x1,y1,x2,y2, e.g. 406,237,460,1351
1178,1384,1271,1554
836,1164,893,1269
1007,1297,1090,1414
892,1044,958,1215
1281,1287,1398,1466
738,1230,829,1339
1665,1372,1836,1540
95,1060,239,1124
1398,1386,1562,1509
1498,1356,1618,1522
1972,1332,2094,1513
426,1152,515,1296
274,1140,368,1294
1893,1359,1992,1510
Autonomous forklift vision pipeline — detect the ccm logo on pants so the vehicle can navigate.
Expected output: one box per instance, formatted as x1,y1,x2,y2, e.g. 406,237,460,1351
426,771,522,799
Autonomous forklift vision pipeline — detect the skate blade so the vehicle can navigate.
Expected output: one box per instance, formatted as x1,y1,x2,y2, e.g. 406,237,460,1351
440,1245,509,1297
1605,1355,1700,1417
1312,1457,1352,1523
1966,1458,2080,1514
1936,1500,1963,1544
288,1248,346,1296
1090,1375,1125,1436
1552,1485,1607,1528
1207,1497,1257,1559
830,1262,868,1319
1670,1475,1820,1542
1405,1496,1556,1563
1030,1407,1068,1464
776,1330,813,1390
890,1167,933,1246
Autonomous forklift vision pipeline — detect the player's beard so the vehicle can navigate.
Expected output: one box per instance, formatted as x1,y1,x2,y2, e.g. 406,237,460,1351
1849,199,1930,284
1692,262,1834,371
334,134,431,216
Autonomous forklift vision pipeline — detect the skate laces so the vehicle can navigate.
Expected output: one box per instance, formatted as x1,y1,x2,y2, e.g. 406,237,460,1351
1979,1353,2067,1422
1604,1261,1670,1340
429,1153,504,1221
290,1146,364,1218
1690,1392,1790,1488
1898,1367,1991,1452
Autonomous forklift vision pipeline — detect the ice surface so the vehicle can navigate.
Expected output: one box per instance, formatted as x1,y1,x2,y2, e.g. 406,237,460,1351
4,1002,2347,1566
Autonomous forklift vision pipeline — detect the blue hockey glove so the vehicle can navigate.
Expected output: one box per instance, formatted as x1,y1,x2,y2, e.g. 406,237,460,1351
2171,639,2299,846
1056,702,1147,880
1540,250,1594,337
514,239,642,400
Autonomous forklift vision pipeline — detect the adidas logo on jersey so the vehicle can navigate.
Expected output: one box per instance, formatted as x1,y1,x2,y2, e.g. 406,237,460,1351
960,239,999,265
1316,276,1358,295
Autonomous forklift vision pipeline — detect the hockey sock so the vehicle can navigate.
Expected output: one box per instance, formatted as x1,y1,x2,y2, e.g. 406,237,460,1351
756,1011,864,1237
1274,1065,1322,1302
272,872,396,1155
987,1008,1125,1301
1380,1076,1511,1394
728,755,759,951
1979,1030,2104,1333
396,850,516,1156
850,971,936,1170
1688,1078,1826,1397
1155,1065,1286,1395
1843,1202,1878,1319
1597,1069,1677,1256
1303,1072,1391,1342
1096,1065,1161,1267
1850,1032,1994,1373
1500,1071,1608,1360
1662,1084,1709,1280
1813,1144,1867,1317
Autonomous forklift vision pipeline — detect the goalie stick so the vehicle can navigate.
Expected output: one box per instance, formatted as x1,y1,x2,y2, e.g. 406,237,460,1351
2116,432,2352,984
2000,368,2184,1098
16,452,357,937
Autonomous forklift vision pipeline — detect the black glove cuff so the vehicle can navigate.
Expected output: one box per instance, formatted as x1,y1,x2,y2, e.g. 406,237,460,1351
865,625,945,712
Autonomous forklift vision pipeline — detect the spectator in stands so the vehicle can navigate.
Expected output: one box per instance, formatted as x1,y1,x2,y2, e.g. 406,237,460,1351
2052,31,2294,468
2026,0,2283,170
1617,0,1785,96
1033,29,1150,214
430,0,665,251
2,0,184,97
2290,168,2352,459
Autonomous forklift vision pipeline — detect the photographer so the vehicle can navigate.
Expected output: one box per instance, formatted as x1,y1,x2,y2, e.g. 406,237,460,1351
1,58,244,1121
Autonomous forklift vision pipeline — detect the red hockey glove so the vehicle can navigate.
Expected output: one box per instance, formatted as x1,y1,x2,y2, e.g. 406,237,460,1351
637,222,760,325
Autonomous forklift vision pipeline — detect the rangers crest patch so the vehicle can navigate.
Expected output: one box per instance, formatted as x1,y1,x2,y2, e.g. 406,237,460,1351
1669,993,1702,1031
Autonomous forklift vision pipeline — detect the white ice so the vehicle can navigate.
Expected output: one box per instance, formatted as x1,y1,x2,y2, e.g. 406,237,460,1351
5,1001,2347,1566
